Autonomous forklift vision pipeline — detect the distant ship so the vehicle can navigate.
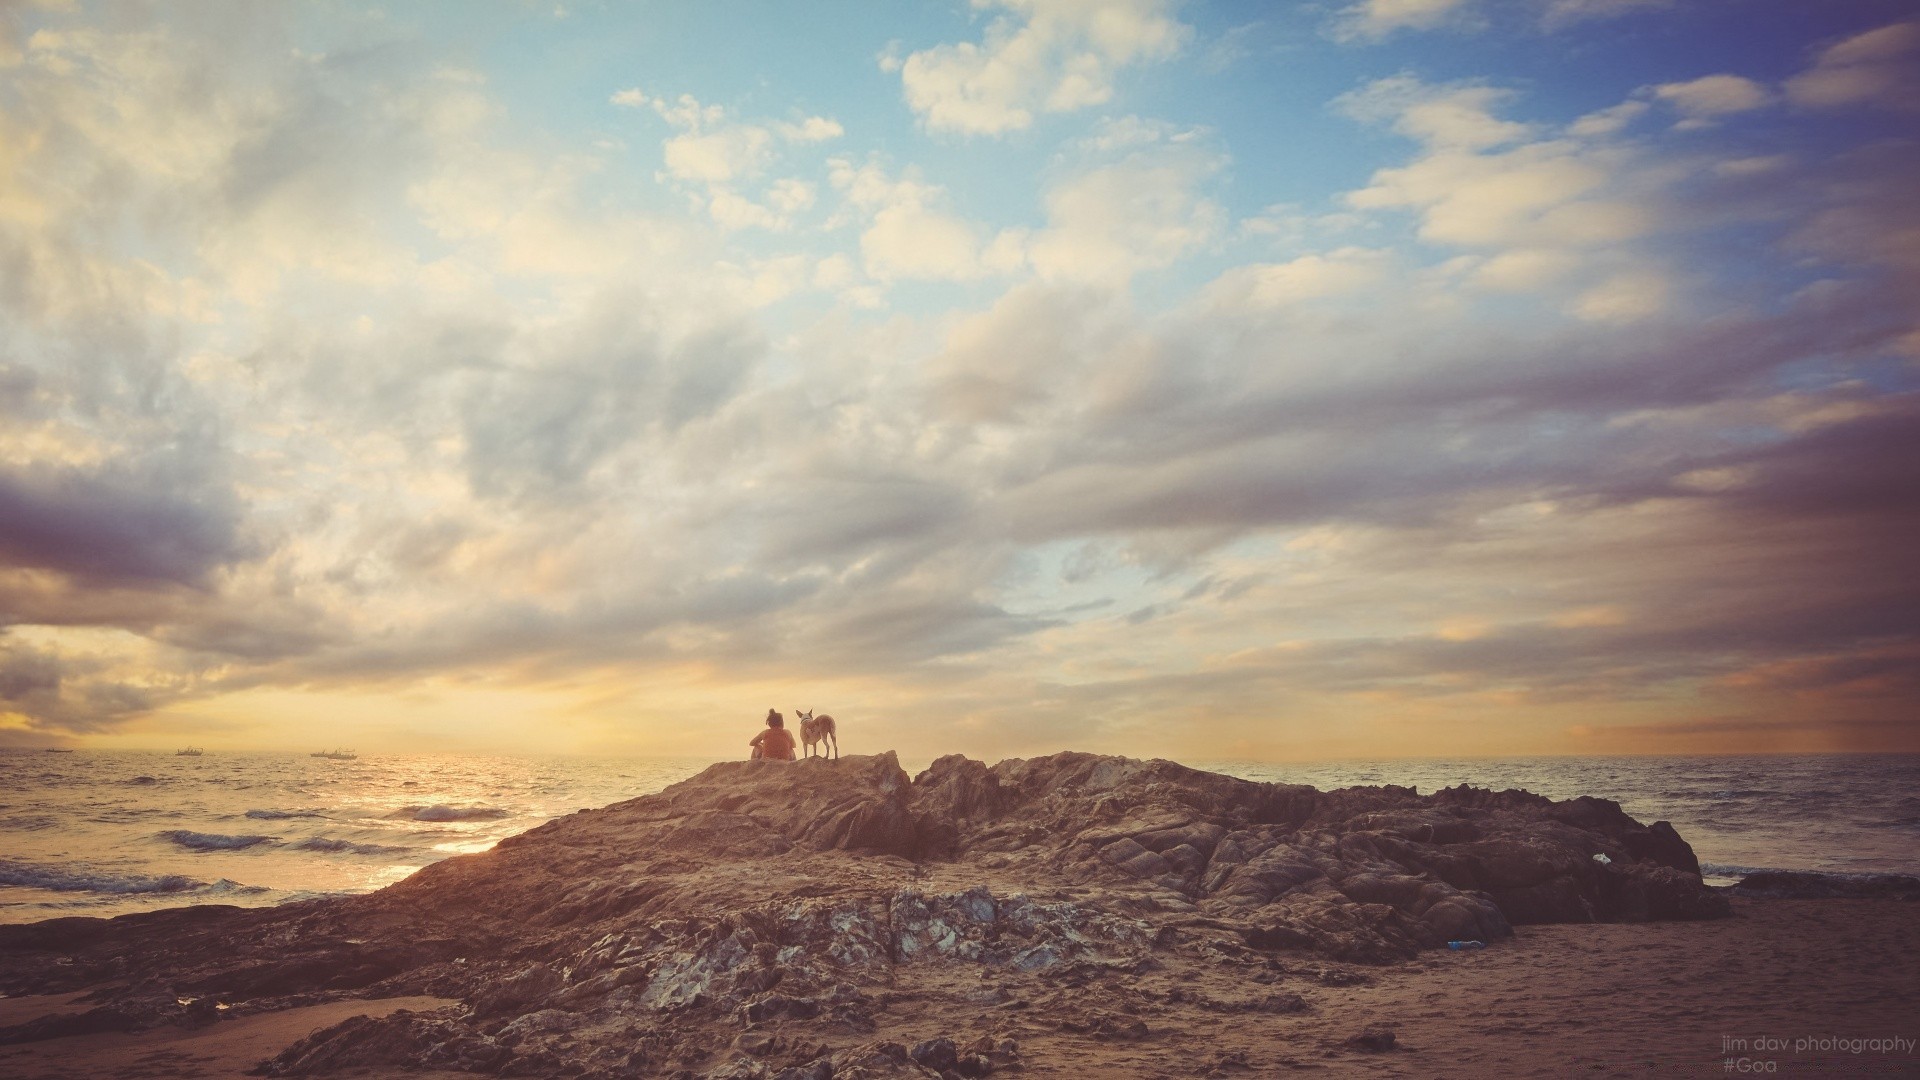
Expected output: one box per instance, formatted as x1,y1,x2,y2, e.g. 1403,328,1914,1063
311,749,357,760
176,747,204,756
44,747,74,753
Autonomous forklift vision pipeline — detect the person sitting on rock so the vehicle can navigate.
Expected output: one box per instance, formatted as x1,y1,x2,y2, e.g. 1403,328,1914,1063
750,709,797,761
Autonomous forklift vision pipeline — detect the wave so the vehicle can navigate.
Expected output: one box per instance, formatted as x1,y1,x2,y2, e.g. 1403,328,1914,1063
0,859,206,895
245,808,324,820
290,837,412,856
392,805,509,822
155,830,277,852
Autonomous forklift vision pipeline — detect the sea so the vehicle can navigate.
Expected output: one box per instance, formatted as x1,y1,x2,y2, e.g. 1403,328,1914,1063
2,750,1915,925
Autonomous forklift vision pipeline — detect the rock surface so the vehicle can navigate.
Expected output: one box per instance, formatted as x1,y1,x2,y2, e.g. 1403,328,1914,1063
0,752,1729,1077
1731,871,1920,901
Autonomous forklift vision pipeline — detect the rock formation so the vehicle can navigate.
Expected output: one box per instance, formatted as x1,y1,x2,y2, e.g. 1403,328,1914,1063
0,752,1729,1077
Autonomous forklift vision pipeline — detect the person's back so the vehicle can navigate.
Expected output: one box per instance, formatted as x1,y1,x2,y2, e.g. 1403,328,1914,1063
760,725,796,760
750,709,797,760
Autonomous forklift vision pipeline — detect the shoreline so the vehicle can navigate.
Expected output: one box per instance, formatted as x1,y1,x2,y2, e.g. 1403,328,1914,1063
2,899,1913,1078
2,752,1914,1078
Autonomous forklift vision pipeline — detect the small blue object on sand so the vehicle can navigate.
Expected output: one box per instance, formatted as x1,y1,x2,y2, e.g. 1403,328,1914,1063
1448,940,1487,950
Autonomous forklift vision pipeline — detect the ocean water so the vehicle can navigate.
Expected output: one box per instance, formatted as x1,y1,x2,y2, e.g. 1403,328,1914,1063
1,750,1914,924
0,751,705,925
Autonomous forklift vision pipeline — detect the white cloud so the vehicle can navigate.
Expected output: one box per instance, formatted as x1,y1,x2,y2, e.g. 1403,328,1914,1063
663,126,774,183
1332,0,1473,42
1014,121,1226,286
1470,246,1580,291
829,157,1010,282
766,178,816,214
1566,99,1648,138
1336,76,1533,150
779,116,845,143
1027,159,1223,285
1785,21,1920,111
1341,76,1655,255
621,89,842,192
1205,248,1394,308
1651,74,1772,125
813,253,857,289
1572,269,1671,322
893,0,1190,136
706,189,781,231
866,204,995,281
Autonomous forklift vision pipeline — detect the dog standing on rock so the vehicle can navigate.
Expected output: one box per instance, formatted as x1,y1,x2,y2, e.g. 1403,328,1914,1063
795,709,839,760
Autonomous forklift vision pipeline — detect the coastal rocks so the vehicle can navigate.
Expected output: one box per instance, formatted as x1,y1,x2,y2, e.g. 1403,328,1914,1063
1731,871,1920,901
3,751,1738,1077
256,1007,502,1077
1343,1025,1398,1052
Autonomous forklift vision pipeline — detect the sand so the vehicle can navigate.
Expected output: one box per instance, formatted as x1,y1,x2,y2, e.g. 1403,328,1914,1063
0,995,459,1080
2,898,1912,1078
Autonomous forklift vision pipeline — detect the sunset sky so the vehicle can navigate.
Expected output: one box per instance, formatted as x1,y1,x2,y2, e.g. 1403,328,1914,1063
1,0,1915,763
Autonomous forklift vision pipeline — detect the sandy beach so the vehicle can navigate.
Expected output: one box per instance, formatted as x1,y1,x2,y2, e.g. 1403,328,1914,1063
1,898,1913,1078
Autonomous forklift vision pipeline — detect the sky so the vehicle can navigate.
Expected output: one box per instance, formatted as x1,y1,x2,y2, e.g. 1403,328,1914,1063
0,0,1916,763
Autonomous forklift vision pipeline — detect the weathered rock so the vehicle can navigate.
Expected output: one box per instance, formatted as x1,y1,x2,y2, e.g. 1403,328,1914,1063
1344,1025,1397,1051
1731,871,1920,901
0,751,1738,1077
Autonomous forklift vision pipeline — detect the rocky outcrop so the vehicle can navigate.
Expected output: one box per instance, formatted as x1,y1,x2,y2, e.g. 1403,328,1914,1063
0,751,1729,1077
1731,871,1920,901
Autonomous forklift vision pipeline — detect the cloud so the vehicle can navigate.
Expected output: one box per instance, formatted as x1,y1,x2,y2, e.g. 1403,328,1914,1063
779,116,845,143
1332,0,1474,42
829,156,1017,282
2,3,1914,760
1650,74,1772,126
664,126,774,183
617,88,843,186
1024,120,1227,285
1202,248,1394,308
1332,0,1671,41
1785,20,1920,110
0,457,248,588
893,0,1189,135
1336,76,1533,150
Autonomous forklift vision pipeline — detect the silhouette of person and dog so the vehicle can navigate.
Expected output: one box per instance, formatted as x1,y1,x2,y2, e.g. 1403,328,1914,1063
749,708,838,760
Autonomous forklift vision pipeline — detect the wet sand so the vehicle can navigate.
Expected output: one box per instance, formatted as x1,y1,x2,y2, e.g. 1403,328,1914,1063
3,899,1912,1078
0,996,458,1080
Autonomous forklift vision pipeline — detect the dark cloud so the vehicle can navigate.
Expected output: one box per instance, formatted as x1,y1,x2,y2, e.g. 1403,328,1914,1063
0,457,249,589
0,636,166,734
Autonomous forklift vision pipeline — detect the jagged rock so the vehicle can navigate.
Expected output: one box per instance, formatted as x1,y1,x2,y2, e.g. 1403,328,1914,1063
252,1008,502,1077
2,751,1736,1076
1731,871,1920,901
1344,1025,1397,1051
908,1036,958,1071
